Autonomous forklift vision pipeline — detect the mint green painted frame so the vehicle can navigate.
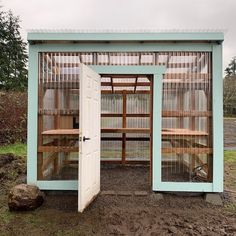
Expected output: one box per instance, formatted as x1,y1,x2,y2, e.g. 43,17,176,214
28,31,224,42
27,41,223,192
153,44,223,192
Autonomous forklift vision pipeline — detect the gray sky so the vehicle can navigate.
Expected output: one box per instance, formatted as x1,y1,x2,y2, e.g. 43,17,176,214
2,0,236,70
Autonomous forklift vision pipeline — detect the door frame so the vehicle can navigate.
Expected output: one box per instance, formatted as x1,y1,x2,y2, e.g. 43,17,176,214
28,61,165,190
90,65,166,191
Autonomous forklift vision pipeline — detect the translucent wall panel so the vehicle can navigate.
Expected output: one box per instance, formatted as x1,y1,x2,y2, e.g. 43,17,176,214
101,84,151,162
101,94,123,114
38,52,80,180
161,52,212,183
37,51,212,171
101,94,123,161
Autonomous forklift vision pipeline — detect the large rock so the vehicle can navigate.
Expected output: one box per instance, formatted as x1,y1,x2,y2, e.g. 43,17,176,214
8,184,45,211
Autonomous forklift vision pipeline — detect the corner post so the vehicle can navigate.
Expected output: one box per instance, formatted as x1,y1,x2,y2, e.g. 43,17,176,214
152,73,163,191
212,43,223,192
27,45,39,185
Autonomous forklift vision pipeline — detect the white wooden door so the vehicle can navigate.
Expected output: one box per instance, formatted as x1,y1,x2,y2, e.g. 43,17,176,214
78,64,101,212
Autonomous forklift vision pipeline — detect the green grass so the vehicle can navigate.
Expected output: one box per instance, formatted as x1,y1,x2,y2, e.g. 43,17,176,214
224,150,236,163
0,143,27,157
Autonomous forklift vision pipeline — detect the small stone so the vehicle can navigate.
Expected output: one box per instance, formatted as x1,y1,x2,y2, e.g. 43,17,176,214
150,193,164,201
100,190,116,196
117,191,132,196
8,184,45,211
134,191,148,196
168,226,178,234
205,193,223,206
185,223,193,229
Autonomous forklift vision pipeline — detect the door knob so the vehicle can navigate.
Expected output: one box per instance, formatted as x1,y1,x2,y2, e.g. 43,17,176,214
83,136,90,142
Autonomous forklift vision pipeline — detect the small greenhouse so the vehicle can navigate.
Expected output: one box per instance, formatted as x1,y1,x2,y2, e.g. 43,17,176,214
27,30,224,212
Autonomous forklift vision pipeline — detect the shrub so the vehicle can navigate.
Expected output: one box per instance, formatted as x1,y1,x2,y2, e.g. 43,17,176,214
0,91,27,144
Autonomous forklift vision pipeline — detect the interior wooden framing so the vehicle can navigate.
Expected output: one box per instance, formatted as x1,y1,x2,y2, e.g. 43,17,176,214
37,51,213,183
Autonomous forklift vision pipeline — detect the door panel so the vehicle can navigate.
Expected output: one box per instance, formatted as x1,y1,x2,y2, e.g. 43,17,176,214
78,64,100,212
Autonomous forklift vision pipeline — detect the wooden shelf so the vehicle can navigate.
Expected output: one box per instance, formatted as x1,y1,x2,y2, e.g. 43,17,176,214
41,128,208,136
39,110,212,118
162,111,212,117
42,129,79,136
162,128,208,137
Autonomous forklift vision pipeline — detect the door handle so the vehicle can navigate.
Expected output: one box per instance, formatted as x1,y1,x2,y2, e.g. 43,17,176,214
83,136,91,142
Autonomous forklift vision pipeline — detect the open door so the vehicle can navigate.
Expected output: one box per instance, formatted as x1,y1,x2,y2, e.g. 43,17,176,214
78,64,101,212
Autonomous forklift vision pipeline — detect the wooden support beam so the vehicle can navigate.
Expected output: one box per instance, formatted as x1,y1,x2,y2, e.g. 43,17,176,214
37,59,44,180
39,111,150,117
101,82,150,87
162,111,212,117
101,128,150,134
101,113,150,117
38,146,79,153
102,90,150,94
134,77,138,93
101,137,150,141
39,109,79,115
161,147,212,154
101,160,150,165
101,74,148,78
111,77,114,93
64,160,150,165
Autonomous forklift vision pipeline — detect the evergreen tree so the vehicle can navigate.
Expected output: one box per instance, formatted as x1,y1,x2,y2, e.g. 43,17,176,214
225,57,236,77
0,8,27,90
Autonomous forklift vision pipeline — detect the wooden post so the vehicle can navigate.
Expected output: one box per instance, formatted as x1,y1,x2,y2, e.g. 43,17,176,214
37,55,44,180
191,87,196,173
122,91,127,165
53,53,60,174
177,90,184,173
206,90,213,181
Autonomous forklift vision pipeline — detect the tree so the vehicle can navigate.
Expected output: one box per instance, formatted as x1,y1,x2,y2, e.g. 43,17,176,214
225,57,236,77
223,76,236,115
0,8,27,91
224,57,236,115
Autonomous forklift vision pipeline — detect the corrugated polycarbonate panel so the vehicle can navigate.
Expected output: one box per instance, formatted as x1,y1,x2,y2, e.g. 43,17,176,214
101,94,123,114
101,86,151,161
161,52,212,183
38,52,80,180
101,94,123,160
125,94,150,160
38,51,212,171
126,94,150,114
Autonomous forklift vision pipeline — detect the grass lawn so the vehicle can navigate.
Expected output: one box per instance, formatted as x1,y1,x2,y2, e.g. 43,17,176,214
224,150,236,163
0,143,27,157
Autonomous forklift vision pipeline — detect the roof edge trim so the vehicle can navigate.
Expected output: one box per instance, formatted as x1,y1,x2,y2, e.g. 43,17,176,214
27,32,224,43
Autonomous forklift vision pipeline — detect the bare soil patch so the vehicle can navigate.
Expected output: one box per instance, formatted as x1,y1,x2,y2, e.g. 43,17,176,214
0,152,236,235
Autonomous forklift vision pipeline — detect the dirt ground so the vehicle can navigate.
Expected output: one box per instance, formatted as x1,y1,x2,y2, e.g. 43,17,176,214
0,119,236,235
0,155,236,235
